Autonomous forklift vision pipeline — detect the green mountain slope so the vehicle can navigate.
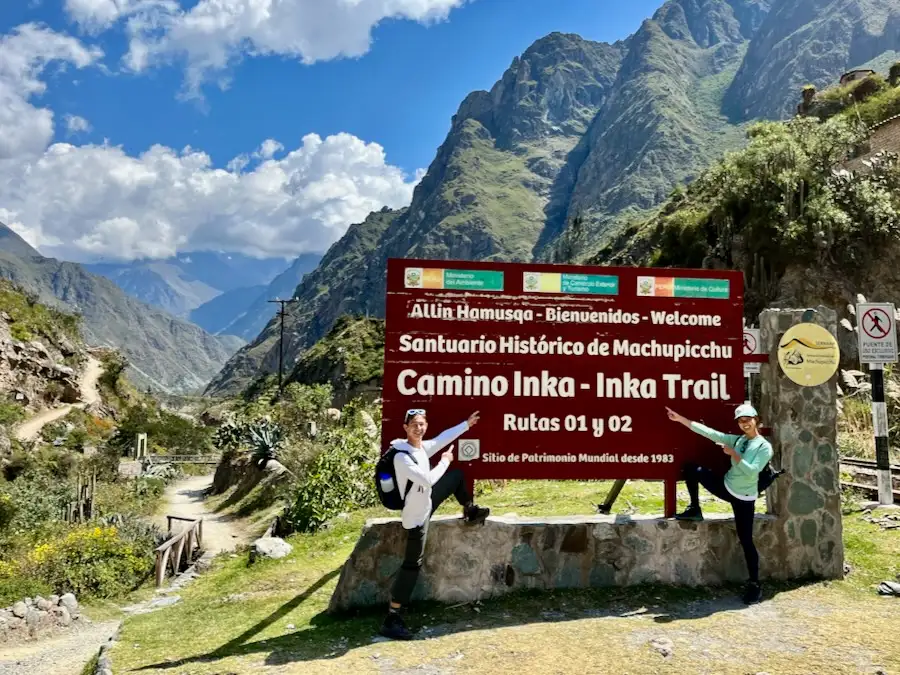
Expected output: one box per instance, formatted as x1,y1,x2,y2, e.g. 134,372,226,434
207,0,900,396
725,0,900,121
565,0,768,234
0,236,238,394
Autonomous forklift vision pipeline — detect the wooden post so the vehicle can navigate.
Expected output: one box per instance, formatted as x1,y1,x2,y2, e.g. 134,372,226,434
197,519,203,548
664,479,677,519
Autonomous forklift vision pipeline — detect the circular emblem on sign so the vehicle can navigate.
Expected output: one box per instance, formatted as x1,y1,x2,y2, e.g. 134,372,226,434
777,322,839,387
405,268,422,288
862,308,891,339
524,272,540,291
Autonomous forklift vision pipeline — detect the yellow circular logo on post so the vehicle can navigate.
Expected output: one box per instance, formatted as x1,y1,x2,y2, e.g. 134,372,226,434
777,322,840,387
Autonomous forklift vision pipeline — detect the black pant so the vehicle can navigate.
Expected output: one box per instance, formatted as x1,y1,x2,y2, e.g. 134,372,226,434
684,462,760,583
390,468,471,606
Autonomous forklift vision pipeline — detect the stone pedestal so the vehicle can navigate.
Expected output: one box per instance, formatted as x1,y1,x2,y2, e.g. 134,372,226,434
759,306,844,579
328,512,780,613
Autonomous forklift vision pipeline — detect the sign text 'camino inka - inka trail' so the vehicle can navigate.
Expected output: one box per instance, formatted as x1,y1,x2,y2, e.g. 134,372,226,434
383,259,746,515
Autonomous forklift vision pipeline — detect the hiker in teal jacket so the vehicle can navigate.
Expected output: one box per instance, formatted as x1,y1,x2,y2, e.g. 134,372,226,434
666,403,773,605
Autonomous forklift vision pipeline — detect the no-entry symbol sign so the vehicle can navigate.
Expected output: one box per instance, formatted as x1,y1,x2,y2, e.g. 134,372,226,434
857,303,898,364
743,328,760,374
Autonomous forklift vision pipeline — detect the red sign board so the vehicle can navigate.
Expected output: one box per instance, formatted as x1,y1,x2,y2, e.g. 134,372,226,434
382,258,745,482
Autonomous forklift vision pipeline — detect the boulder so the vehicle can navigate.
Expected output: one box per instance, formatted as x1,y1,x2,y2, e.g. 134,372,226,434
35,597,52,611
50,606,71,626
11,602,27,618
251,537,293,561
59,593,78,614
325,408,341,422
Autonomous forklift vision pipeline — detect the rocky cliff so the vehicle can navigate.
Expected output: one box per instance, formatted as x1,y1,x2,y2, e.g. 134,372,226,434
0,226,238,394
207,0,900,396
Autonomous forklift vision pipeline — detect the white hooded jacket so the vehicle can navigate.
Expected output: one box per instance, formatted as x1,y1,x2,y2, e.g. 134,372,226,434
390,420,469,529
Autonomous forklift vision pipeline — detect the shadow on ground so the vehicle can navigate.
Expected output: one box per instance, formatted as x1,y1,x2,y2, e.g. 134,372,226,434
134,568,812,671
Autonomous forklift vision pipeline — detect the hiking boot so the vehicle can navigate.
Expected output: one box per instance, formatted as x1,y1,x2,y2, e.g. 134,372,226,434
463,504,490,525
742,582,762,605
379,611,413,640
674,505,704,521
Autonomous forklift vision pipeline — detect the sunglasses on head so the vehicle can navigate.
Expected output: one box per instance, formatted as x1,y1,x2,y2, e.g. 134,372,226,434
404,408,426,423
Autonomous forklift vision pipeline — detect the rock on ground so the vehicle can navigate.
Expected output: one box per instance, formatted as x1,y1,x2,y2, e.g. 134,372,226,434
251,536,293,561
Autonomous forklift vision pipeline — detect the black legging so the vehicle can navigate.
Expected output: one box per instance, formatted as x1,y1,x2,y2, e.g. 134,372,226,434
684,462,759,583
391,468,471,605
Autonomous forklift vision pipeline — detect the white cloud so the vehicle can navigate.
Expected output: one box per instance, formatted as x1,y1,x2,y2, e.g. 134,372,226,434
63,0,177,33
66,0,467,95
0,24,102,159
3,134,420,261
65,114,92,134
0,24,421,263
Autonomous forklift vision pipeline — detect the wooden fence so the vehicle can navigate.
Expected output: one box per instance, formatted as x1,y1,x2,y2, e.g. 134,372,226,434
154,516,204,587
61,470,97,523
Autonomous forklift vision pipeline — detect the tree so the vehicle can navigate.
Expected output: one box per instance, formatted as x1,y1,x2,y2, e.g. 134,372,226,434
890,62,900,87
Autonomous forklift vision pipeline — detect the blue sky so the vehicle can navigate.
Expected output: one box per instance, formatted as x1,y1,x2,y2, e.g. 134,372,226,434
0,0,663,262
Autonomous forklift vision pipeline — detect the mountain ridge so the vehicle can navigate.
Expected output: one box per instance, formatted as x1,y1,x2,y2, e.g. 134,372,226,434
0,226,239,394
206,0,900,396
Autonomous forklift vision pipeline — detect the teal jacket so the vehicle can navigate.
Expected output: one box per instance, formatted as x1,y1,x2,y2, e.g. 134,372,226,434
689,422,774,500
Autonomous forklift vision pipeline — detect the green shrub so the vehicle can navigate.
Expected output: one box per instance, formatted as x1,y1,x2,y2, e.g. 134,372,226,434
23,524,153,598
284,427,378,532
0,493,16,531
850,86,900,127
0,401,25,427
2,471,73,537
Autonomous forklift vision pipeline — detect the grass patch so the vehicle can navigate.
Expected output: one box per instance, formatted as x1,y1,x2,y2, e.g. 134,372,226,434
0,279,81,344
106,479,900,674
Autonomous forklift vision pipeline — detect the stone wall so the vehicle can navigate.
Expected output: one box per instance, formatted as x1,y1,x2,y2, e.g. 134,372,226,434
759,306,844,579
329,513,785,613
328,307,845,612
0,593,82,643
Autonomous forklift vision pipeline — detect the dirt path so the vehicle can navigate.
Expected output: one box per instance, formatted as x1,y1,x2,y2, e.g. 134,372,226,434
0,619,120,675
14,354,104,442
156,474,248,554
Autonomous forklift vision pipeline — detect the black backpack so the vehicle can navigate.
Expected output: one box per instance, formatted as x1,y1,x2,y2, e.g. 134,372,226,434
757,462,785,494
375,445,413,510
736,437,785,495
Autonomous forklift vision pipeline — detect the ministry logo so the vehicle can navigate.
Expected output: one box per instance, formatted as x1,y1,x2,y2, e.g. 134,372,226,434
458,439,480,461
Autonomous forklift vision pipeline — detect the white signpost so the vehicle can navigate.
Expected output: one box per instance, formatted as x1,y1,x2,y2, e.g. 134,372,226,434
857,303,898,365
743,328,761,375
856,302,898,505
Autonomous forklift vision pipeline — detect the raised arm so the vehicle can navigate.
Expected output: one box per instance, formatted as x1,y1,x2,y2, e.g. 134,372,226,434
423,411,480,458
666,407,740,448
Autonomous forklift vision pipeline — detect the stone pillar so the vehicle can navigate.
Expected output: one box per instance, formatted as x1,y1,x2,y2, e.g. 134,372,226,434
759,306,844,580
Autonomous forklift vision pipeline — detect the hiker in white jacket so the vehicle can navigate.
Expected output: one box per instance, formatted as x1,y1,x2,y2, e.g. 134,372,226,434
380,408,490,641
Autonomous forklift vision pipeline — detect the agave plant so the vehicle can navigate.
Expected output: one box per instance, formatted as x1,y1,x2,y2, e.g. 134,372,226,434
145,462,179,480
247,417,284,468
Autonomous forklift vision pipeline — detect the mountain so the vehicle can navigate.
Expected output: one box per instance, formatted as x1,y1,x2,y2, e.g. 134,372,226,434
191,253,322,340
0,225,238,394
189,285,267,335
85,252,293,320
724,0,900,121
207,0,900,396
0,226,41,260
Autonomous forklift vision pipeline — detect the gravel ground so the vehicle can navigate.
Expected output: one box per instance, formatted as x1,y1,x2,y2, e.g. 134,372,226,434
0,619,120,675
